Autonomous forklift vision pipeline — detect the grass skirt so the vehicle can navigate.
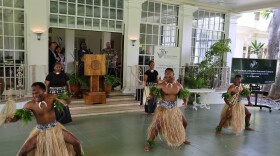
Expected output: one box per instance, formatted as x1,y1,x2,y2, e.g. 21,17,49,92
143,86,150,104
18,122,75,156
220,102,245,134
147,106,186,147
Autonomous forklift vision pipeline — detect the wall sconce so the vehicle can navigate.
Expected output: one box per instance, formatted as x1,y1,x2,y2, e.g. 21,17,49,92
34,31,43,40
131,39,137,46
32,29,44,40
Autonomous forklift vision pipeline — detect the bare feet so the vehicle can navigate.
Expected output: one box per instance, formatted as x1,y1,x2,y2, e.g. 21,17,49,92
245,127,254,131
144,144,152,152
216,130,222,135
183,140,191,145
216,126,222,135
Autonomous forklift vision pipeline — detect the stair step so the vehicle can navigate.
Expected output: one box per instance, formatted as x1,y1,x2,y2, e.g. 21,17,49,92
69,91,141,116
71,96,136,104
108,91,134,96
69,101,140,110
71,105,143,117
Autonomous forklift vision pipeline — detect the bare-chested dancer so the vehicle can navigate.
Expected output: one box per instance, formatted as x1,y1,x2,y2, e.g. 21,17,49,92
4,82,84,156
144,68,190,152
216,75,254,135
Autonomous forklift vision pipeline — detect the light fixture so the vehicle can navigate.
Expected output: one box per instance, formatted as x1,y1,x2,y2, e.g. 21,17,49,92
32,29,44,40
34,31,43,40
131,39,137,46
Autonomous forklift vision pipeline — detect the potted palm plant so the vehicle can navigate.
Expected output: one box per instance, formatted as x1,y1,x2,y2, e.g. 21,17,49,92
250,40,265,58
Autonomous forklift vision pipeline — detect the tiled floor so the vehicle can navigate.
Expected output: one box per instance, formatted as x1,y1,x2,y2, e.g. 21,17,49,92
0,104,279,156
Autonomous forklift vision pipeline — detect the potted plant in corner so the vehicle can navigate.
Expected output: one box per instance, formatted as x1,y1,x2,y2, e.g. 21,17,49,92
103,57,121,95
67,72,87,98
66,49,87,98
104,74,121,95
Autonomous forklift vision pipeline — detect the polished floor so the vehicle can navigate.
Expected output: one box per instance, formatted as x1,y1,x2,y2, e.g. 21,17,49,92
0,104,279,156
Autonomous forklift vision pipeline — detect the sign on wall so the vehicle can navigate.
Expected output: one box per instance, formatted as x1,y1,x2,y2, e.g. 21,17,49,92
154,46,180,81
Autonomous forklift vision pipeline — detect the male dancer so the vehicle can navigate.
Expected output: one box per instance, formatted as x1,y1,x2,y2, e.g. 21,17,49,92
4,82,84,156
144,68,190,152
216,75,254,135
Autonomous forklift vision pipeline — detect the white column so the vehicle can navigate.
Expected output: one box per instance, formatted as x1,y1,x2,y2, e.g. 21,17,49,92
122,0,144,94
178,5,198,66
224,13,242,68
65,30,75,73
102,32,111,49
25,0,50,94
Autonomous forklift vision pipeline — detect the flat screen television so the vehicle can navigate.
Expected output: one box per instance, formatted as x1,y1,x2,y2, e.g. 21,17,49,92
231,58,278,84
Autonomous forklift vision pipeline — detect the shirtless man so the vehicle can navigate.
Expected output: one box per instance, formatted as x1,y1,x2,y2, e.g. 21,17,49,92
5,82,83,156
216,75,254,135
144,68,190,152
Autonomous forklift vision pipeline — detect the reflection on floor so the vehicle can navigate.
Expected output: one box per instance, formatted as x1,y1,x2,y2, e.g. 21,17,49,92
0,104,279,156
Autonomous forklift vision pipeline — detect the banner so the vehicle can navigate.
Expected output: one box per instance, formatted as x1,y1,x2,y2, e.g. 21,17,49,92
231,58,277,84
154,46,180,81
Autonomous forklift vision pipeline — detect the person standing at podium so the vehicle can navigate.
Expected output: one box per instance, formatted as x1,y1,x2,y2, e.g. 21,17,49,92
78,41,92,75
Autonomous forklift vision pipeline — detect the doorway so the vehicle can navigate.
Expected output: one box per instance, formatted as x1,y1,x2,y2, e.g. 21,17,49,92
49,28,123,89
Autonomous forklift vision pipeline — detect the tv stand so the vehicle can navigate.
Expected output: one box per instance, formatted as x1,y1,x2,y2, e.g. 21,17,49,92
247,89,271,112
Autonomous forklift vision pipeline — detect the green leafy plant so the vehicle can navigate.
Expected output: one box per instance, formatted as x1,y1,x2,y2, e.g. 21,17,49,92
65,49,88,87
260,10,273,20
184,75,206,89
184,39,231,88
66,72,87,86
104,57,121,87
250,40,265,55
104,74,121,86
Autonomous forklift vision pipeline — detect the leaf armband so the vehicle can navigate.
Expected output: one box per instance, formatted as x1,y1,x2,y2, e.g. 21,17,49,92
222,93,232,100
54,92,72,114
150,87,163,99
240,88,251,97
178,90,190,99
58,92,73,99
15,109,32,124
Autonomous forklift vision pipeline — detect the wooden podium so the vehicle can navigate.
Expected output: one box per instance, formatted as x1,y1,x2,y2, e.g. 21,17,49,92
83,54,106,104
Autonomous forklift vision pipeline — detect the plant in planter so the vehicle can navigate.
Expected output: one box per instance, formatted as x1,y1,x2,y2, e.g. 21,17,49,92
67,72,87,98
103,56,121,95
104,74,121,95
66,49,88,98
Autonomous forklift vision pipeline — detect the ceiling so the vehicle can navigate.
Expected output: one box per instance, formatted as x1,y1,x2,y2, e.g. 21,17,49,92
172,0,280,12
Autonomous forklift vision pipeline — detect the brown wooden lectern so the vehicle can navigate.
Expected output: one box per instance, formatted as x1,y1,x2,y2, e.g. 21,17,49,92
83,54,106,104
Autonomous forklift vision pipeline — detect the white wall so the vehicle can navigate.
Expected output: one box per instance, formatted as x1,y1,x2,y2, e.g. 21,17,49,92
25,0,50,94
